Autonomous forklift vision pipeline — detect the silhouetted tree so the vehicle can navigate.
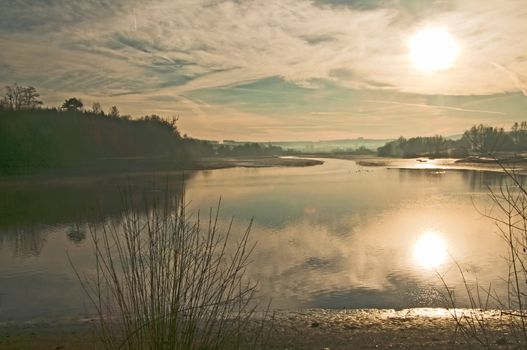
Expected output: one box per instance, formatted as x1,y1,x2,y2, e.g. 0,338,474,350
62,97,83,111
1,84,43,110
463,124,514,152
517,122,527,149
109,106,120,118
91,102,103,115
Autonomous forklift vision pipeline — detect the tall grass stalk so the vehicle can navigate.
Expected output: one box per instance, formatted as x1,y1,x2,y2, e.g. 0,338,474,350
71,187,264,350
439,146,527,348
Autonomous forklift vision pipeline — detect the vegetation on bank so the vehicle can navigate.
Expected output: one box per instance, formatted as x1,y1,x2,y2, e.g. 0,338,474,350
377,135,468,158
71,190,267,350
377,123,527,158
0,84,292,175
436,149,527,348
6,83,527,177
0,108,189,174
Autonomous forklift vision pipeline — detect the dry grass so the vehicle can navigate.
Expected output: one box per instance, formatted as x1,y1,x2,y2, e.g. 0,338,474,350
439,148,527,349
71,187,267,350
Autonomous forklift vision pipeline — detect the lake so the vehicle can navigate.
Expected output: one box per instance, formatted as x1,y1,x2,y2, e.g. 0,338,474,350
0,158,517,321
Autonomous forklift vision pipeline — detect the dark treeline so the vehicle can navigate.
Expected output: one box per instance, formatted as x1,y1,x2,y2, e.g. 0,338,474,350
377,135,469,158
378,122,527,158
329,146,377,156
0,84,290,175
183,139,298,158
217,143,294,156
0,108,188,174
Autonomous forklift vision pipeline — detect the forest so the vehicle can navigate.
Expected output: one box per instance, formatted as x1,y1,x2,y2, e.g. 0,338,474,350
0,84,288,175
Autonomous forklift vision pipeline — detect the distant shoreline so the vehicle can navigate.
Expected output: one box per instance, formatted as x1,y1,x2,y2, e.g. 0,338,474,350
5,153,527,187
311,153,527,175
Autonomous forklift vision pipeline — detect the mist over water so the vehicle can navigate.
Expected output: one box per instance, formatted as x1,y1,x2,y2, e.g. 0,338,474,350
0,159,516,321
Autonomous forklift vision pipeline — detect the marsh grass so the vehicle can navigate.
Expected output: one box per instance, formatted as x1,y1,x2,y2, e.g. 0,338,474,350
71,186,267,350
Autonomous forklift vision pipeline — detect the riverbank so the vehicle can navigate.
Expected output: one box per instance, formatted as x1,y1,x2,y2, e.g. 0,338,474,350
0,308,517,349
455,155,527,173
0,156,323,187
4,153,524,187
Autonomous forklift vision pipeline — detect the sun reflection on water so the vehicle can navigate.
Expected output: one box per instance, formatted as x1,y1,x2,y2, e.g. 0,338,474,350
413,231,448,268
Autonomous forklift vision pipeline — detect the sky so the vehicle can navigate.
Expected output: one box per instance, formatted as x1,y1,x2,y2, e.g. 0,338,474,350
1,0,527,141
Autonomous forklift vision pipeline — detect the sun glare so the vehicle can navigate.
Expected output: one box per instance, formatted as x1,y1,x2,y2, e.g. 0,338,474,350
409,27,459,73
413,232,447,268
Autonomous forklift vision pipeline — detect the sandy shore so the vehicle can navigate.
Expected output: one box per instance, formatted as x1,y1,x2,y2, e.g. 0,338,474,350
0,308,518,350
266,308,516,349
193,156,324,170
454,157,527,174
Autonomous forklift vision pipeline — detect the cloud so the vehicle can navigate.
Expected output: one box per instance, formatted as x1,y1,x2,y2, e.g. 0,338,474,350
1,0,527,139
185,76,527,140
363,99,505,115
313,0,456,21
3,0,526,95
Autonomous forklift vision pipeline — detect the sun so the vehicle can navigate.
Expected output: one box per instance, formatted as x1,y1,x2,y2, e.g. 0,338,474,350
409,27,459,73
413,231,448,268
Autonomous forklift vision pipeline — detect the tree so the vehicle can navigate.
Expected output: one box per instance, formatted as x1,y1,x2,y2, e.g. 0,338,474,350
109,105,120,118
91,102,103,115
2,84,43,110
62,97,83,111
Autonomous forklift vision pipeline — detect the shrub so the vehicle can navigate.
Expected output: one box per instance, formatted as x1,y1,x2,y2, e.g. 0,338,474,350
72,190,265,350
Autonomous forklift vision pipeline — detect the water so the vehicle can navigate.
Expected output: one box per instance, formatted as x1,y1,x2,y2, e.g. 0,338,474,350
0,158,517,321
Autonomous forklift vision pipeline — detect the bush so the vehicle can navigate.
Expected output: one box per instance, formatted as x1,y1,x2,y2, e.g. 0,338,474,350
72,190,266,350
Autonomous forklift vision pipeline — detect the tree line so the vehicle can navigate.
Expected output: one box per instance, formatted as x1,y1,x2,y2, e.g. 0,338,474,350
0,84,289,175
377,123,527,158
9,83,518,169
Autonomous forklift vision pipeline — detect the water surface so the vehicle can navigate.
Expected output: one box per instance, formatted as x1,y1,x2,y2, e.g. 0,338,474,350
0,158,516,321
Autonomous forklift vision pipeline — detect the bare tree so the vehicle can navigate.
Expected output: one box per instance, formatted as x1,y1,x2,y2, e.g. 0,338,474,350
91,102,103,115
109,105,120,118
2,84,43,110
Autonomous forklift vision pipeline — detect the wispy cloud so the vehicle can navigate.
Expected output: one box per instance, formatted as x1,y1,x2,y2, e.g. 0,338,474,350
1,0,527,140
363,99,505,115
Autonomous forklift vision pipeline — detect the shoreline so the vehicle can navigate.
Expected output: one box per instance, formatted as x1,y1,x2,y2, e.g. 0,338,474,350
0,308,517,349
3,154,525,187
311,154,527,175
0,156,324,187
